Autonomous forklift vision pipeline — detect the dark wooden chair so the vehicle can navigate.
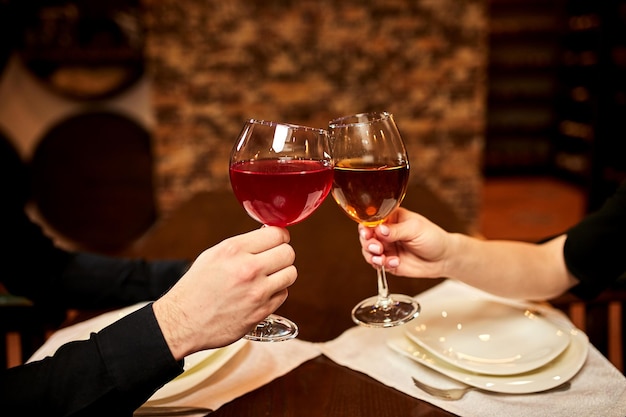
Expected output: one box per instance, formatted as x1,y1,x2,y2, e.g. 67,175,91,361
551,288,626,373
0,289,66,368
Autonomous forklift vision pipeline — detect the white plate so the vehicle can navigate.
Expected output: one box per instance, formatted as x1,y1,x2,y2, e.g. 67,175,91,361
388,322,588,394
404,296,571,375
147,338,247,402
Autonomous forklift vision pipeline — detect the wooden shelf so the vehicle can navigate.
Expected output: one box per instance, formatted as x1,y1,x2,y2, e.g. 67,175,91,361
486,0,626,211
485,0,567,174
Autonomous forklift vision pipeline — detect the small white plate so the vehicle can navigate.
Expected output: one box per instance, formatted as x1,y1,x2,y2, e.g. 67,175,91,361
388,323,588,394
404,296,571,375
147,338,247,401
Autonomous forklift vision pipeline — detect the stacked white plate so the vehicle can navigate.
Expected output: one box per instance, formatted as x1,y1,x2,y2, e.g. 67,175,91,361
387,295,589,394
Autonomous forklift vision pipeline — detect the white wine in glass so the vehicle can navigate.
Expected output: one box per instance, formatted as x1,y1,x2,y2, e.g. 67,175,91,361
229,119,333,341
329,111,420,327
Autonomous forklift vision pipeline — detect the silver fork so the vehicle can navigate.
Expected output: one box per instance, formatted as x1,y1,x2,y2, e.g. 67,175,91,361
411,377,571,400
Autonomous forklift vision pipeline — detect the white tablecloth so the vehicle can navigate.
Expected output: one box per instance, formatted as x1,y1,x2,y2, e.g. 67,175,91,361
319,279,626,417
29,280,626,415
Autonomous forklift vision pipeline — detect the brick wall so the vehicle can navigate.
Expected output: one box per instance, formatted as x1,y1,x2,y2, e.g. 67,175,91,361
143,0,487,230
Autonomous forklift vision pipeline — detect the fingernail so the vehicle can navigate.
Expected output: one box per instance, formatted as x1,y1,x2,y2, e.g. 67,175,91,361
372,255,383,266
388,258,399,268
368,243,381,254
379,224,390,236
359,227,367,239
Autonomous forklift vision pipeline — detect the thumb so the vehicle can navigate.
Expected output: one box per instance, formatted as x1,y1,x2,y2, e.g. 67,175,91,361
376,208,430,244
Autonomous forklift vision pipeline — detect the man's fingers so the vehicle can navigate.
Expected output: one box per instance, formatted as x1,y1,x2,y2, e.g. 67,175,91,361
231,226,291,254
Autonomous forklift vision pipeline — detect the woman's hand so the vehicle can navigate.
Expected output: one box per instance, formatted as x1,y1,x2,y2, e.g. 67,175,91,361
359,208,577,301
358,207,453,279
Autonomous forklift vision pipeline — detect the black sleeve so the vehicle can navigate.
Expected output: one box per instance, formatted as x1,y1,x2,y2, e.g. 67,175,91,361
56,253,190,309
17,251,189,310
0,134,190,309
0,303,183,416
1,209,189,310
564,181,626,300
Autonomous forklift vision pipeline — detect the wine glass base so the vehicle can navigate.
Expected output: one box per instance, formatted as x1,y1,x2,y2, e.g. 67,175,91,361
244,314,299,342
351,294,420,328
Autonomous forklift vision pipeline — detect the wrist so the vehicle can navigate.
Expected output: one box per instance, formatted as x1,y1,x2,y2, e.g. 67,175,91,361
152,298,193,361
442,232,467,279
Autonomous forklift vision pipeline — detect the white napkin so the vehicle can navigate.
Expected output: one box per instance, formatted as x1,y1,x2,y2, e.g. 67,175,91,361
28,303,322,412
319,280,626,417
142,336,320,410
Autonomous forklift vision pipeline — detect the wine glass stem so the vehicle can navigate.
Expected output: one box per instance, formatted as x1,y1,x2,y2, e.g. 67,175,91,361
376,265,392,306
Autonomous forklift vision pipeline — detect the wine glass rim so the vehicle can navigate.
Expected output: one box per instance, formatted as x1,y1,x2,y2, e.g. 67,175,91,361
247,118,328,135
329,111,392,128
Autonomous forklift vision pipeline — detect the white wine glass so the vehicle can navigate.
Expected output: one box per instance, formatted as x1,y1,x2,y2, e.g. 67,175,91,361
229,119,333,341
328,111,420,327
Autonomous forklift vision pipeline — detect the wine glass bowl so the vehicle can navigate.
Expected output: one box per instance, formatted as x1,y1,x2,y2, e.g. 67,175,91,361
331,159,409,227
230,120,333,227
229,119,333,341
329,111,420,327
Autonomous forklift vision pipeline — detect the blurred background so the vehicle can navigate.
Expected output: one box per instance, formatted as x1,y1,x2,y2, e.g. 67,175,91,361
2,0,483,254
0,0,624,369
2,0,623,250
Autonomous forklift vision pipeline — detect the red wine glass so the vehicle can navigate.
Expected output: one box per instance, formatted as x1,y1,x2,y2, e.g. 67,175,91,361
229,119,333,341
328,111,420,327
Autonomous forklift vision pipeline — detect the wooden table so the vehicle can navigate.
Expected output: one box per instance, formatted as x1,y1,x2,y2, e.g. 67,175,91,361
128,184,467,416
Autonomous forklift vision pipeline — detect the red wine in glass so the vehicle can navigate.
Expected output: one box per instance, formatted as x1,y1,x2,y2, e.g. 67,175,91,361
229,119,333,341
230,159,333,227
